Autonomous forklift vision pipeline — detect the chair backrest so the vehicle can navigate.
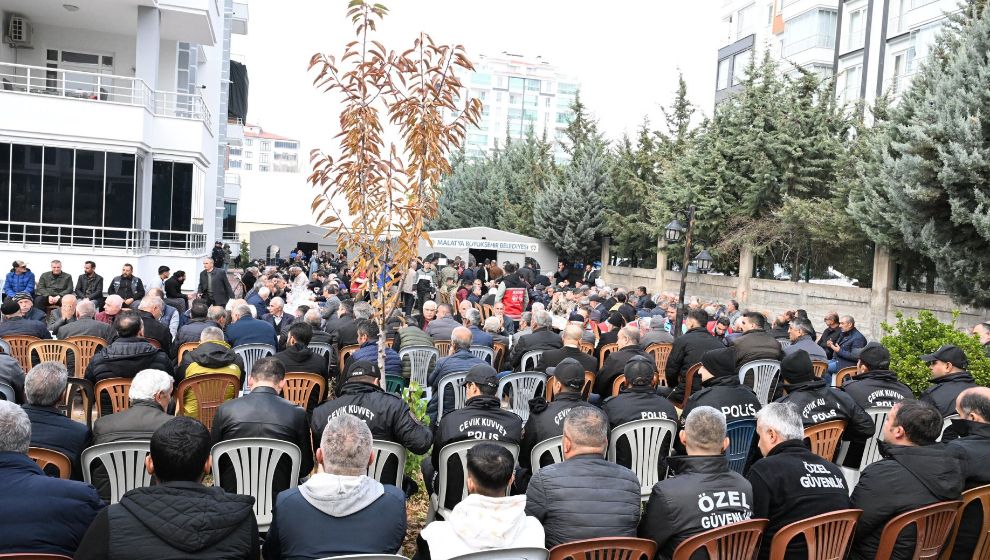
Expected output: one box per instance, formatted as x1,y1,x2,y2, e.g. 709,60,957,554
399,346,439,389
176,341,200,364
437,371,469,421
339,344,361,372
0,554,74,559
875,500,962,560
0,337,10,355
768,508,861,560
210,438,302,532
385,374,406,395
598,342,619,370
804,420,847,462
671,518,768,560
174,373,240,430
367,439,407,488
145,338,161,349
28,340,77,375
64,336,106,375
938,414,959,442
308,342,333,359
434,340,453,357
94,377,133,416
81,440,153,504
28,447,71,479
470,345,495,365
860,406,892,471
436,440,520,518
232,343,276,382
531,436,564,475
450,547,549,560
2,335,40,371
493,342,508,371
281,372,326,408
811,360,828,378
678,362,703,409
738,360,781,406
481,304,495,320
521,350,544,372
941,484,990,560
607,418,679,499
834,366,858,388
778,339,791,349
725,419,757,474
549,537,657,560
646,343,673,374
0,382,14,401
497,372,547,423
612,376,626,397
579,341,595,355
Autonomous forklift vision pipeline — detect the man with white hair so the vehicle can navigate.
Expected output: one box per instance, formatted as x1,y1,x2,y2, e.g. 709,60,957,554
0,400,103,556
225,303,278,349
263,414,407,558
425,303,461,341
23,362,91,479
508,310,562,370
305,308,334,345
56,298,112,340
47,293,77,336
95,294,124,325
135,296,172,351
146,288,179,338
197,256,234,307
746,402,851,559
264,296,295,350
93,369,173,444
246,285,271,321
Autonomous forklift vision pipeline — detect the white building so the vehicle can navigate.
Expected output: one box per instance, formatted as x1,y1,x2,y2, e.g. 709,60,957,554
227,124,299,174
455,52,580,161
0,1,246,289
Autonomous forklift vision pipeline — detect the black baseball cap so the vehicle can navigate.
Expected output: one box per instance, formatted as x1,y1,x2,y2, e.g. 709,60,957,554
568,312,584,322
1,299,19,316
920,344,969,369
463,364,499,389
623,355,654,386
857,342,891,370
345,360,381,380
547,358,585,390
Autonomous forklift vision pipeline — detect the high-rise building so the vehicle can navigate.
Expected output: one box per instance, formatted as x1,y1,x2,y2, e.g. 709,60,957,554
228,125,300,174
455,52,580,161
0,1,247,284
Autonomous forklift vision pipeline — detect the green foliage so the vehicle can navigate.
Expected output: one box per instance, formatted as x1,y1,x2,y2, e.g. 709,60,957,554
880,310,990,395
402,381,429,482
239,240,250,267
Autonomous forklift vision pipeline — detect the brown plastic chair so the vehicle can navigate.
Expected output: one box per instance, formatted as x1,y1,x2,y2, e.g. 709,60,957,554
28,340,78,374
145,338,161,350
646,342,673,374
579,341,595,355
812,360,828,378
434,340,452,357
94,377,133,417
941,484,990,560
675,362,703,409
834,366,858,387
768,508,862,560
492,342,507,370
598,342,619,371
64,336,106,376
27,447,72,479
481,304,495,321
549,537,657,560
64,377,94,429
672,518,768,560
338,344,360,372
282,372,326,408
612,376,626,397
875,500,962,560
176,341,200,364
0,553,73,559
1,335,40,371
174,373,240,430
804,420,847,461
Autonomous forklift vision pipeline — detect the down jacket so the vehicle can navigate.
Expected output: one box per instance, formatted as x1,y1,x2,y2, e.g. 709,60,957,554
524,453,642,548
84,337,174,383
350,341,402,376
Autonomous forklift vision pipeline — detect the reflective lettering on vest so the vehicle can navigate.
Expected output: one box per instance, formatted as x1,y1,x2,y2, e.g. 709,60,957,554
799,460,846,489
720,404,757,418
502,288,526,320
458,416,508,437
867,389,906,407
329,405,375,422
640,411,670,420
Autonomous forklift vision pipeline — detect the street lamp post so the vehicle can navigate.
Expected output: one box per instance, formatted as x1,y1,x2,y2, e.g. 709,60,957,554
664,206,712,338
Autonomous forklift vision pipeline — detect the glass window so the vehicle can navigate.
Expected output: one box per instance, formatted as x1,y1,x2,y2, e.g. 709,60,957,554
259,165,269,172
0,143,8,222
717,57,731,90
558,83,579,95
10,144,41,223
151,161,193,231
245,138,253,146
223,202,237,235
471,73,492,86
171,163,193,232
245,163,252,171
732,50,751,86
737,3,755,38
847,9,865,51
245,151,253,159
42,147,73,225
229,159,242,169
273,140,297,150
509,77,524,93
781,9,837,57
261,153,269,164
890,0,908,34
261,141,271,151
74,150,103,227
151,161,173,230
842,65,863,102
891,53,905,93
509,94,521,105
526,79,540,92
104,153,135,228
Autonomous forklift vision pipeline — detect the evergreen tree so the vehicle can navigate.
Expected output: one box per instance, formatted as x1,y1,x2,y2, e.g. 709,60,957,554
491,130,555,237
562,90,598,156
605,122,661,265
431,152,503,230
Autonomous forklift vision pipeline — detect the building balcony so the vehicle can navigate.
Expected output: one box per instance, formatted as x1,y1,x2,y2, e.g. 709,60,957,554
231,2,249,35
781,34,836,58
0,221,207,255
224,173,242,200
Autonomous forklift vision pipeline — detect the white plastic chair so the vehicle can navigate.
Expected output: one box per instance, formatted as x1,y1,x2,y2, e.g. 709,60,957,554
437,371,469,421
939,413,960,442
0,382,14,401
316,555,409,560
81,440,153,504
838,406,891,491
530,436,564,475
368,440,407,488
607,418,679,500
497,372,547,423
450,548,549,560
308,342,333,359
428,440,520,522
521,350,544,372
778,339,792,349
399,346,439,396
232,343,276,390
470,345,495,365
738,359,781,406
210,437,301,532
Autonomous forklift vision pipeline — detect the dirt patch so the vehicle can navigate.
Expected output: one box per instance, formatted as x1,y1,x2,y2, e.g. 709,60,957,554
403,472,429,557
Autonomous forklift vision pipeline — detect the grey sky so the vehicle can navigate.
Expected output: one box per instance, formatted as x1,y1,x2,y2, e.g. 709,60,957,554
232,1,723,152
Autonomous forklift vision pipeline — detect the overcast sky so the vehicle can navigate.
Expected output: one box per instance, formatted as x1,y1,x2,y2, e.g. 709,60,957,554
232,1,723,153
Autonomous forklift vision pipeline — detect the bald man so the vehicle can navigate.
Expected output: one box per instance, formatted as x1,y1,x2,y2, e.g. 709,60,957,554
945,387,990,559
536,324,597,375
595,325,654,400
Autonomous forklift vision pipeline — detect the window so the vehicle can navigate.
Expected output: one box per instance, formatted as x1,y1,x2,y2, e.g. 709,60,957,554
495,91,502,103
261,153,269,164
229,147,242,156
229,159,242,169
261,141,271,151
509,94,521,105
245,151,253,159
259,165,269,172
847,8,866,51
891,52,906,93
273,140,298,150
780,9,837,57
245,138,253,146
840,65,863,102
222,202,237,236
558,82,579,95
906,21,943,73
467,133,488,145
46,49,114,95
471,72,492,86
151,161,194,232
556,112,572,124
509,77,524,93
526,79,540,92
717,57,731,90
245,163,252,171
732,50,751,86
737,3,755,38
889,0,908,35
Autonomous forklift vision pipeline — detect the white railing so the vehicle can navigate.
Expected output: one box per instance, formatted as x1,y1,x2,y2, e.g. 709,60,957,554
154,90,213,133
781,34,836,57
222,231,240,243
148,229,208,253
225,172,241,185
0,221,206,254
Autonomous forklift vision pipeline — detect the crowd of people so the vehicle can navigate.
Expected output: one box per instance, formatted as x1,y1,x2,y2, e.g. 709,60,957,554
0,252,988,560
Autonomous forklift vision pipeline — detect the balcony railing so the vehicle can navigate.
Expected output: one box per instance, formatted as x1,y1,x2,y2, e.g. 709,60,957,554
0,221,207,254
0,62,212,132
781,34,836,58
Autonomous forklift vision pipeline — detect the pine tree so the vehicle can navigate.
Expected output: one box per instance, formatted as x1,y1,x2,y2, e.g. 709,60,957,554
562,91,598,157
605,122,661,265
431,152,504,230
491,130,555,237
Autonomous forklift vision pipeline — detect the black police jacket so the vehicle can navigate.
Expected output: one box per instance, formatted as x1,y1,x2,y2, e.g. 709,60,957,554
946,420,990,560
519,392,598,471
839,369,913,410
431,395,523,470
602,386,679,430
311,381,432,456
775,379,875,443
681,376,762,427
921,371,977,417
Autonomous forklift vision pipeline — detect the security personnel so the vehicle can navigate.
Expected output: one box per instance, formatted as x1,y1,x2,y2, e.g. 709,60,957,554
422,364,523,497
920,344,979,417
519,358,598,476
603,355,678,429
681,346,762,426
839,342,913,410
774,350,875,446
311,360,432,457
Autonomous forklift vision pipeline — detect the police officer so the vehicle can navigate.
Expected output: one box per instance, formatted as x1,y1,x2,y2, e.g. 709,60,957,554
519,358,598,479
681,346,762,426
602,355,678,429
774,350,875,446
422,364,523,496
839,342,913,410
920,344,979,417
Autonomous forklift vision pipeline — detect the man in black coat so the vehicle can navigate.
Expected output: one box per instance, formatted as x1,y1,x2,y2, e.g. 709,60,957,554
85,312,174,384
163,270,187,313
681,346,761,428
666,309,725,402
197,257,233,308
107,263,145,308
132,297,172,352
23,362,91,480
850,400,965,560
274,322,326,378
728,312,783,367
508,310,562,370
602,355,678,430
839,342,914,409
946,387,990,559
263,296,295,350
919,344,978,417
0,299,50,340
536,324,597,375
595,325,654,399
817,311,841,359
74,260,104,309
747,402,852,560
171,299,219,355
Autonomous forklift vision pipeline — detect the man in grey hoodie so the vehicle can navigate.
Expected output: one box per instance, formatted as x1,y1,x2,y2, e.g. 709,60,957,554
263,414,406,560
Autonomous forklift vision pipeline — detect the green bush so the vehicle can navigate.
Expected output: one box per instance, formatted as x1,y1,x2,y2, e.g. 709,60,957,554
239,239,250,267
880,310,990,396
402,381,429,483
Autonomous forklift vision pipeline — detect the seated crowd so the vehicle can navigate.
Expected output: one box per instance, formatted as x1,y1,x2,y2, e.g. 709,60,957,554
0,254,988,560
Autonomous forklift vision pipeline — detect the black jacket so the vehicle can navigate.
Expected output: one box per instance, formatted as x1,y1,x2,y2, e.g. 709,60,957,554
211,386,314,489
520,392,598,471
172,318,222,355
198,268,234,307
74,272,104,302
920,371,977,417
730,330,783,367
127,310,171,353
164,275,184,300
108,274,145,302
596,346,654,399
85,337,174,383
665,327,725,399
525,453,643,548
850,442,965,560
681,376,761,427
817,326,841,359
75,481,259,560
775,379,875,442
639,455,753,560
24,404,91,480
509,328,562,370
602,386,679,430
274,344,327,378
536,345,598,375
839,369,914,410
0,317,50,340
946,420,990,560
431,395,522,467
747,440,852,560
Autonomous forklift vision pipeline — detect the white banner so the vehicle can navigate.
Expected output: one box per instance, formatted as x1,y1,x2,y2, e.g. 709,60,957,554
432,237,538,252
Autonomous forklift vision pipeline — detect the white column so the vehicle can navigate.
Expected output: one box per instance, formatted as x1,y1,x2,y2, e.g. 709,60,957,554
135,6,161,90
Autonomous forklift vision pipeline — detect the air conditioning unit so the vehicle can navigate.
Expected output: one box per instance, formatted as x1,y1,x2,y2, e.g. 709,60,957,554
5,15,32,48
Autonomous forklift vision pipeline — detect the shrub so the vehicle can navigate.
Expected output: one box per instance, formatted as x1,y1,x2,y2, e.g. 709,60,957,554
402,381,429,485
880,310,990,396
